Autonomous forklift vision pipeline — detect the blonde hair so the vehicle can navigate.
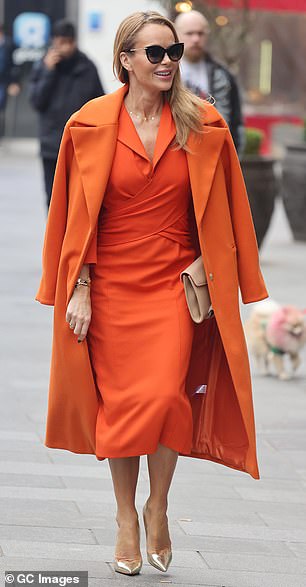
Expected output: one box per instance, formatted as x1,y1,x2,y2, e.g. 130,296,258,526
113,11,205,150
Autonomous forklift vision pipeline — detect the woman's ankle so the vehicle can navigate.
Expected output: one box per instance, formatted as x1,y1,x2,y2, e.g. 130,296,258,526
145,497,168,515
116,508,139,526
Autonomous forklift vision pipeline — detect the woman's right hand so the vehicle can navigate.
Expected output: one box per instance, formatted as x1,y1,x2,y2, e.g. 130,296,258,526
66,286,92,343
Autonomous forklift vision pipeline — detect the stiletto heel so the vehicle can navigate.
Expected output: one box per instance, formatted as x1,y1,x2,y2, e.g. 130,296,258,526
143,501,172,572
113,517,143,575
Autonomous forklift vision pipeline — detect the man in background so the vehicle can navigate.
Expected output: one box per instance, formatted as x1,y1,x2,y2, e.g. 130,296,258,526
29,19,105,210
175,10,244,154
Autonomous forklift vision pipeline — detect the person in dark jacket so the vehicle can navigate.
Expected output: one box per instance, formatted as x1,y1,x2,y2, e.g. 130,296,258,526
29,19,105,209
175,10,244,154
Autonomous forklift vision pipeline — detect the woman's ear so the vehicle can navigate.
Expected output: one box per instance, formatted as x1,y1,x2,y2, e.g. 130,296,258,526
120,51,133,74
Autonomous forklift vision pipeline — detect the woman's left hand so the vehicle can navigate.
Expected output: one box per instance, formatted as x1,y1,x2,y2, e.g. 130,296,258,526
66,286,92,343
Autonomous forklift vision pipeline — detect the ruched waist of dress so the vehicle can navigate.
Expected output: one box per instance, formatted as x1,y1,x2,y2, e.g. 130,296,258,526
97,189,192,248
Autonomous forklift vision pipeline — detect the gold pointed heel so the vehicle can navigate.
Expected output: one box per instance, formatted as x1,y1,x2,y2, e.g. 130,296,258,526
113,557,142,575
143,502,172,572
147,548,172,572
113,517,143,575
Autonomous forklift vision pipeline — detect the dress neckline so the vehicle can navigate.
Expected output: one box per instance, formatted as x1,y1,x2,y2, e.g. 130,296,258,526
119,100,177,170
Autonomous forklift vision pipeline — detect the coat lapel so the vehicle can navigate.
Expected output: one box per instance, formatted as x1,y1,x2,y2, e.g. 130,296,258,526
69,85,129,228
70,125,118,227
186,126,227,227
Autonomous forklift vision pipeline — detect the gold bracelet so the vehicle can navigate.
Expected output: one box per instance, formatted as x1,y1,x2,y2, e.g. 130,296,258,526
75,277,91,288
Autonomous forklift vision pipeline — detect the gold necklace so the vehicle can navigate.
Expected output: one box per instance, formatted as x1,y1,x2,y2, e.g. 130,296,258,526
129,110,157,122
126,102,163,123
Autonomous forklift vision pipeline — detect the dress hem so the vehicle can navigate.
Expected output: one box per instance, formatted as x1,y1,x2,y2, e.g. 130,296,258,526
44,441,258,478
94,437,192,460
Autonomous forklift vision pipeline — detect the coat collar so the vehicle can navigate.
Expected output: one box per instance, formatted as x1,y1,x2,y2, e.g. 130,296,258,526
72,84,129,126
69,84,227,228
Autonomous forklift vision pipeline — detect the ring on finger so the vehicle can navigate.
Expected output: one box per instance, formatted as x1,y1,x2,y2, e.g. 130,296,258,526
69,322,74,329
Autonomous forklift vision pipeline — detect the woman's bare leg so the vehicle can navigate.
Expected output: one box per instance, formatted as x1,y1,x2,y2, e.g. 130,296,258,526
145,443,178,550
108,456,141,558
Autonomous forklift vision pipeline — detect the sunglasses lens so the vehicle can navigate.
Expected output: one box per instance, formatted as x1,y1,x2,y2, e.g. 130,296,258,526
168,43,184,61
145,43,184,63
146,46,164,63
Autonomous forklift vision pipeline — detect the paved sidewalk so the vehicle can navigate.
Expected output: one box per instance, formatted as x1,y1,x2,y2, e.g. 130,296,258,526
0,139,306,587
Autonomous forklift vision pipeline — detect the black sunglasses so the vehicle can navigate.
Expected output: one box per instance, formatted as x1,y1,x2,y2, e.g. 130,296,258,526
126,42,184,64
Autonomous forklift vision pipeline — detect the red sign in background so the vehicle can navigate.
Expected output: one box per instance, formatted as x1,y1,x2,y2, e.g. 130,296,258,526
211,0,306,12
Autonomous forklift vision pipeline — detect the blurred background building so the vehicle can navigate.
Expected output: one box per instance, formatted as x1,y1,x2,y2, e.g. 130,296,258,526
165,0,306,154
1,0,306,155
0,0,164,138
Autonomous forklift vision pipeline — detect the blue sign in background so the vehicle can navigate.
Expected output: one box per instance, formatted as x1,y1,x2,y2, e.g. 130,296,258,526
88,11,103,31
13,12,51,49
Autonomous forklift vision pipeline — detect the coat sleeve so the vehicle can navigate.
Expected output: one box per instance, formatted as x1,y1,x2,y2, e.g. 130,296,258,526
83,224,97,264
35,119,73,305
221,124,269,304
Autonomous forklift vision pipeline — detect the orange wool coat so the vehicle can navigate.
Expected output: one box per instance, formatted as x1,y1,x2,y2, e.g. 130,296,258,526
36,84,268,479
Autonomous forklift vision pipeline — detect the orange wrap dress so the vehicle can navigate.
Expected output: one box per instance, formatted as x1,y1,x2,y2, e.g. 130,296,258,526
86,101,198,458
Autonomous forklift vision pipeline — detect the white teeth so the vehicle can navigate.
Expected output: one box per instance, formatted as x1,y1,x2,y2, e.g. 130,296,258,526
155,72,171,77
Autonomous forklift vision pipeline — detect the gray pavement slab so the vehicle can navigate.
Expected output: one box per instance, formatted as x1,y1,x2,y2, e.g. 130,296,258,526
0,461,111,479
0,473,64,488
1,138,306,586
0,526,96,544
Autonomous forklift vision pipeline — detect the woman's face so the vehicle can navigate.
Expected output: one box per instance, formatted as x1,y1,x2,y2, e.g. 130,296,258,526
121,24,180,93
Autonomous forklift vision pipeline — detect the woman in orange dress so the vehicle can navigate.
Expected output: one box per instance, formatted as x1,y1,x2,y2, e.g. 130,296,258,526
36,10,268,579
85,97,197,575
87,99,196,460
70,14,200,575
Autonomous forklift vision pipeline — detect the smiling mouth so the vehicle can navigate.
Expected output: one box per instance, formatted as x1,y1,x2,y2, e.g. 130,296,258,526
154,71,172,78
